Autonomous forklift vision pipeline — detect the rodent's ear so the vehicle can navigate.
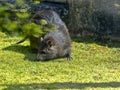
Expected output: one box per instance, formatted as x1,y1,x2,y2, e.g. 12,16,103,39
41,37,43,41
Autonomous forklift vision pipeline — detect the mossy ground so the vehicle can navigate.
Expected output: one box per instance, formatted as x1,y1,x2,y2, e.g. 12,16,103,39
0,32,120,90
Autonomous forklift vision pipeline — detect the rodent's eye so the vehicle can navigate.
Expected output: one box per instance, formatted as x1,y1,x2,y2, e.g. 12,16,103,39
46,39,55,48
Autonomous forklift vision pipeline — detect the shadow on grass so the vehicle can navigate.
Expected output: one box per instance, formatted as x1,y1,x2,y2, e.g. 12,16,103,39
2,45,37,61
2,45,63,62
72,37,120,48
1,82,120,89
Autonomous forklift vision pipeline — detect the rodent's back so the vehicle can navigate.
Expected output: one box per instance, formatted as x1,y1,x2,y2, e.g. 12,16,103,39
32,10,64,26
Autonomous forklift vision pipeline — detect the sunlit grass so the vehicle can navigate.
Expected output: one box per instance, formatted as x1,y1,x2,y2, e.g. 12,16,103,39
0,32,120,90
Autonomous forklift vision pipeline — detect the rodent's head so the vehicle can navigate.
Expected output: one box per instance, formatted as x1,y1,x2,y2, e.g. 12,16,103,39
37,37,57,60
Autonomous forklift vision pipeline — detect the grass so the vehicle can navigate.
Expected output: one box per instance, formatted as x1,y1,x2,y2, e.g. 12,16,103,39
0,32,120,90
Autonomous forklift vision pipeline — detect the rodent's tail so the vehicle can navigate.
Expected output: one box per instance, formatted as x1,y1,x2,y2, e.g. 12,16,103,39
15,36,28,44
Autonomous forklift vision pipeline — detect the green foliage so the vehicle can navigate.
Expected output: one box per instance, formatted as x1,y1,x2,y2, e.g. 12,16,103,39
16,12,29,19
3,21,18,32
0,1,57,38
22,23,43,38
40,19,48,25
31,0,45,4
0,4,15,34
